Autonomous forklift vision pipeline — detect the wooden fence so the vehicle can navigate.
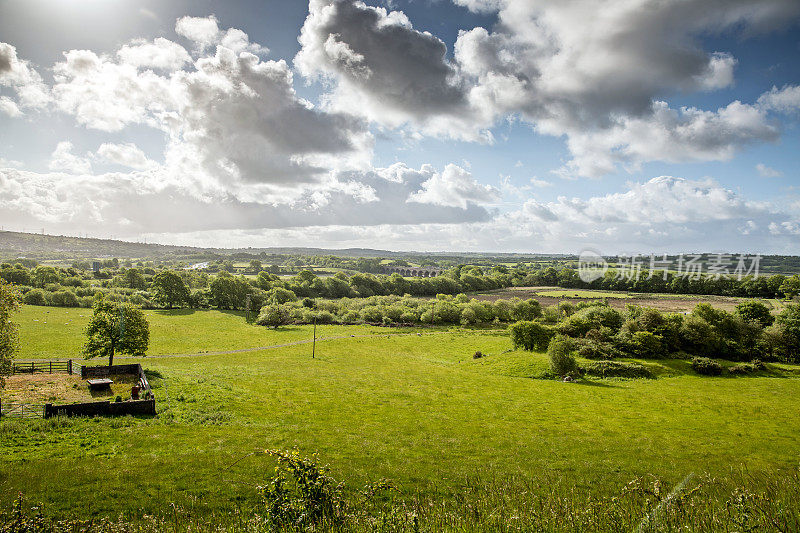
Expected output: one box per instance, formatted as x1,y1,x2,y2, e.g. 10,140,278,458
0,400,45,419
10,360,79,375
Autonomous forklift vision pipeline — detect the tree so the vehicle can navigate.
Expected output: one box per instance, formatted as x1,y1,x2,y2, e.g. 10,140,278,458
152,270,190,308
249,260,263,273
83,296,149,366
547,334,577,377
256,304,291,329
122,268,147,290
209,272,252,309
0,279,21,385
509,321,553,351
735,301,774,328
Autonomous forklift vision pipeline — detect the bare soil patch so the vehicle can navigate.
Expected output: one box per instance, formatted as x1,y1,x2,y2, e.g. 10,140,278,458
471,286,761,313
2,372,141,404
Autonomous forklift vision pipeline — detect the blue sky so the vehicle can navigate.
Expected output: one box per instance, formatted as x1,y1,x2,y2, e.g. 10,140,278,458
0,0,799,253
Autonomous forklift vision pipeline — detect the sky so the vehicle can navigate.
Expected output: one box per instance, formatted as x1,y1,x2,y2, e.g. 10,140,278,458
0,0,799,255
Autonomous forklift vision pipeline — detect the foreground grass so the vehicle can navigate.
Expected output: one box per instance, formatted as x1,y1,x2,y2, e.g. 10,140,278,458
3,306,800,529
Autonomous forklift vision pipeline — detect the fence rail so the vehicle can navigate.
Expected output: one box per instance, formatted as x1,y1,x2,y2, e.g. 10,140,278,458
10,360,79,375
0,400,45,419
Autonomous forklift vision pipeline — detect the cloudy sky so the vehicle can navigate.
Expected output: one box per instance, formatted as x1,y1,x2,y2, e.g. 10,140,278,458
1,0,799,254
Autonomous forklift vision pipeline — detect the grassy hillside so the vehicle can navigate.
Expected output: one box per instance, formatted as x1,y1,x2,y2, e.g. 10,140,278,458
2,306,799,526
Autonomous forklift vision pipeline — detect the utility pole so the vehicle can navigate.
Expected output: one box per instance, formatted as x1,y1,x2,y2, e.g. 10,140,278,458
312,315,317,359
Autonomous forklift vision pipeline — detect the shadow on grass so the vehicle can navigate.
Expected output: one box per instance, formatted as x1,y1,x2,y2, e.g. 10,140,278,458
573,379,622,388
153,308,196,316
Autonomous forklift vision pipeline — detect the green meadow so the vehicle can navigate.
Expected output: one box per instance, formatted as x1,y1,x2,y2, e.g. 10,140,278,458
2,305,800,530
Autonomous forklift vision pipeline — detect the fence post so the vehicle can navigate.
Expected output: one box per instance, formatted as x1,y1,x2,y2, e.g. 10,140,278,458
68,360,72,374
30,362,34,373
49,361,52,374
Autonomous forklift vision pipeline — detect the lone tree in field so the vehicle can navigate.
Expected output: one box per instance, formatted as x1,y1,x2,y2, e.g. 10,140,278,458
151,270,190,309
84,296,149,366
0,279,21,385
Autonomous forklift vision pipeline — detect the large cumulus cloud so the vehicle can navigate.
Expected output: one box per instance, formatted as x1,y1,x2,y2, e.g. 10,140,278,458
296,0,800,176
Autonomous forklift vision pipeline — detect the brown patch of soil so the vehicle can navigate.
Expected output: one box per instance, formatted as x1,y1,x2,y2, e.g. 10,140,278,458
471,287,755,313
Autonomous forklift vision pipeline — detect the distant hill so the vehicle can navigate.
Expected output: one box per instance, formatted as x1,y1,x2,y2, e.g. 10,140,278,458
0,230,568,263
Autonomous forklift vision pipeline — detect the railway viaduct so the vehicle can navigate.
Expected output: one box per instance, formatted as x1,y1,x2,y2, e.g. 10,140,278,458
383,266,444,278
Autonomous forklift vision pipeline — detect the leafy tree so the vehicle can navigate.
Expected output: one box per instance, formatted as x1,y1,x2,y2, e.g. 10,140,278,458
547,334,577,376
735,301,774,328
22,288,48,306
509,321,554,351
32,266,60,287
779,275,800,300
209,272,253,309
775,303,800,362
83,296,149,366
0,279,21,385
122,268,147,290
152,270,190,308
267,287,297,305
257,304,291,329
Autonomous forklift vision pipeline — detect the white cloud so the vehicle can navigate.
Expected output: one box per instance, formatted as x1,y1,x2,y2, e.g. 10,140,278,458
52,48,176,131
757,84,800,113
530,178,552,188
50,21,372,201
175,15,267,55
558,99,781,177
117,38,191,70
48,142,92,175
96,143,158,170
407,164,500,208
0,162,494,236
0,42,51,114
756,163,783,178
293,0,800,176
175,15,222,51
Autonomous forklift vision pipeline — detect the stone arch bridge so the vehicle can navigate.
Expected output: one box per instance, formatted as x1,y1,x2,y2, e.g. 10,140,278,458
383,266,444,278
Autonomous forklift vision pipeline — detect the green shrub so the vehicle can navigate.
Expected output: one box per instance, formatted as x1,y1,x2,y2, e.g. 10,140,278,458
728,360,767,375
259,449,346,528
23,288,48,306
583,361,653,379
256,304,291,329
547,334,577,376
573,338,621,360
509,321,553,351
50,290,79,307
691,357,723,376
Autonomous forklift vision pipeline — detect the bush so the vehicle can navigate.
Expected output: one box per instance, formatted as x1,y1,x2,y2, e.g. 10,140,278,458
23,288,48,306
509,321,554,351
691,357,723,376
50,290,79,307
583,361,653,379
473,351,483,359
256,304,291,329
573,338,621,360
547,335,577,376
728,360,767,375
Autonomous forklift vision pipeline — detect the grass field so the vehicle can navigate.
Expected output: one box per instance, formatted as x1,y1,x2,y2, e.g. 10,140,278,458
14,306,413,360
534,289,632,298
2,306,800,528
